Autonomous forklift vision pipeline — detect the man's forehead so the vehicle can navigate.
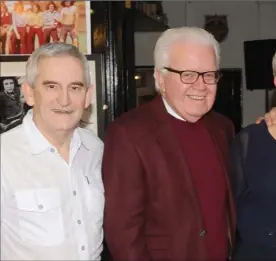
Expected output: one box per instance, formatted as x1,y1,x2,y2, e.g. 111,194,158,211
35,56,86,85
3,79,14,83
37,57,84,72
37,73,85,83
38,55,82,65
169,43,217,67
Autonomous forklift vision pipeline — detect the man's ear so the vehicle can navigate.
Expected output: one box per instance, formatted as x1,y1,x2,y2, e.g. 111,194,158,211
154,69,166,94
84,84,93,109
21,82,35,107
274,76,276,88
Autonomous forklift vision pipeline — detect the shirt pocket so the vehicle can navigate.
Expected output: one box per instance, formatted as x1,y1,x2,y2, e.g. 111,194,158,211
15,188,64,247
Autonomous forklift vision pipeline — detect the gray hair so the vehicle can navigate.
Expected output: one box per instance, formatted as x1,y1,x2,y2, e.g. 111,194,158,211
25,43,91,87
153,27,220,91
273,52,276,76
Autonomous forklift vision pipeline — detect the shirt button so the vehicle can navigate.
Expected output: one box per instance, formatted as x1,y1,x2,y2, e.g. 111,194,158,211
50,148,55,153
73,191,77,196
199,229,206,237
38,204,44,210
77,220,81,224
81,246,85,250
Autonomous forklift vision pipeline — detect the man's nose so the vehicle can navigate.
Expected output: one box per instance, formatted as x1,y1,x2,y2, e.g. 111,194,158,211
193,75,207,90
57,89,71,106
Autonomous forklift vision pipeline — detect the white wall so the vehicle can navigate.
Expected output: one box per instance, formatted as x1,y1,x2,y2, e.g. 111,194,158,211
135,1,276,127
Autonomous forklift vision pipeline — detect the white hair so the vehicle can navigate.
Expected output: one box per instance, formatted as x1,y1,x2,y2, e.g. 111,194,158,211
25,42,91,87
153,27,221,91
273,52,276,76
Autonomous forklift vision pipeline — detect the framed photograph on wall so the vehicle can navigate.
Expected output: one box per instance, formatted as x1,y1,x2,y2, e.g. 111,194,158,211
0,1,92,56
81,55,105,138
0,54,105,138
0,56,29,133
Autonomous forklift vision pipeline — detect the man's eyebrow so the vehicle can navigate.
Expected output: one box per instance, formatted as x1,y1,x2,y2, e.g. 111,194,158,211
42,80,60,85
42,81,84,87
70,81,85,87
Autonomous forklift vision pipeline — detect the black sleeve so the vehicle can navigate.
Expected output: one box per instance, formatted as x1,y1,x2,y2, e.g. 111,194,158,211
229,130,249,203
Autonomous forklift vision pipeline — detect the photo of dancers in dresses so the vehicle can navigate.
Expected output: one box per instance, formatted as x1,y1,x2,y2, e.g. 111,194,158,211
0,1,90,55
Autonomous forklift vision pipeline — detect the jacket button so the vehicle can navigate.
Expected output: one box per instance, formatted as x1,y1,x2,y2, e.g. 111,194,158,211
199,229,206,237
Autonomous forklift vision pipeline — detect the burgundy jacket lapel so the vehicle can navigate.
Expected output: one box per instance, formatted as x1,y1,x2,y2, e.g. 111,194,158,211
204,112,230,177
204,112,236,247
148,96,204,222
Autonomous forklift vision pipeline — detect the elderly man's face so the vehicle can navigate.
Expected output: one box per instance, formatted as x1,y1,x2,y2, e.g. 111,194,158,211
3,79,15,94
157,42,218,122
22,56,92,135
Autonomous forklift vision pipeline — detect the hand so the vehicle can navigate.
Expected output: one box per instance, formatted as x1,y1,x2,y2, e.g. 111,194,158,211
0,123,7,132
16,33,20,39
260,107,276,127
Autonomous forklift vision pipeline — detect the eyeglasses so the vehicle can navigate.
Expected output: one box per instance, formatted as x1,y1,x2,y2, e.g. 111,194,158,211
164,67,222,85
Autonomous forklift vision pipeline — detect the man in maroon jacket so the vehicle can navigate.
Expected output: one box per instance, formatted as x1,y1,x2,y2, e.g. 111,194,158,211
102,27,275,261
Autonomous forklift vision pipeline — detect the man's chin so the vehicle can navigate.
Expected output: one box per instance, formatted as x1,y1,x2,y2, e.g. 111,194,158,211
183,110,208,122
53,122,79,132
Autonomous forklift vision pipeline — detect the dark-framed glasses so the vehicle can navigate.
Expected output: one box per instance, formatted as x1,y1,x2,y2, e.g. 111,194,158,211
164,67,222,85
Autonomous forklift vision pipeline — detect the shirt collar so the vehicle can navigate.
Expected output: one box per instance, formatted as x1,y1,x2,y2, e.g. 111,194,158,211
161,96,186,121
23,109,88,155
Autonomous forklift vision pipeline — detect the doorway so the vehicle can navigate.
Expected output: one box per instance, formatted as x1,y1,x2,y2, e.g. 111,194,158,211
213,68,243,133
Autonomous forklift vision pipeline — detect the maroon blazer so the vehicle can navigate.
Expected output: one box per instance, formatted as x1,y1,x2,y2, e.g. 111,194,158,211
103,96,236,261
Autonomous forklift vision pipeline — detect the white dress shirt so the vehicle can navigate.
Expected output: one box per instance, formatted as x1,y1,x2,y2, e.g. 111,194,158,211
1,110,104,260
162,96,186,121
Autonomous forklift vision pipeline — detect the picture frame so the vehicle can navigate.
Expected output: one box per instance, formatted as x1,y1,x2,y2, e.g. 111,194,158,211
83,54,105,139
0,1,92,56
135,66,157,106
0,55,28,133
0,54,105,138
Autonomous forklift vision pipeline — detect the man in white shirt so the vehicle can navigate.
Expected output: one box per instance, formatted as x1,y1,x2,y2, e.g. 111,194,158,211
1,42,104,260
